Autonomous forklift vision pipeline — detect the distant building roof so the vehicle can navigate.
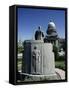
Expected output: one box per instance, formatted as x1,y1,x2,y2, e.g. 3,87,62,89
46,21,58,37
48,21,56,30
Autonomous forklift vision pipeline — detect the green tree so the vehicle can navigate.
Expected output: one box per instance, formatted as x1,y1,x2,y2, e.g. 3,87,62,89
61,42,65,51
53,45,58,61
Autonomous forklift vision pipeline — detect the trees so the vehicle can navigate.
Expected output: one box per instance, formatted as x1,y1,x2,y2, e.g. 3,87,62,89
53,45,58,61
18,42,24,53
61,42,65,51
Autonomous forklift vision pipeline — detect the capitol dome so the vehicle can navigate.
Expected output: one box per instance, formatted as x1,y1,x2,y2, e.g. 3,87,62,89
46,21,57,35
48,21,56,30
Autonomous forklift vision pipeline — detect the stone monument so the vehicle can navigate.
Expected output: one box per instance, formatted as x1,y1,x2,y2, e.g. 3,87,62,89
21,26,65,81
23,40,55,76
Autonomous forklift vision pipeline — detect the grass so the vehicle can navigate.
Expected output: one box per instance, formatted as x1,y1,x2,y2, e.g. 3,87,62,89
55,56,65,70
55,60,65,70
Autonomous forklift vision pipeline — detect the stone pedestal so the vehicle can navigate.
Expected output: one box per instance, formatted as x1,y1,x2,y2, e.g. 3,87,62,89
20,68,65,81
23,40,55,77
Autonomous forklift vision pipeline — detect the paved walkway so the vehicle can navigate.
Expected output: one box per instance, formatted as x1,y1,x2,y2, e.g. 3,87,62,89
55,68,65,79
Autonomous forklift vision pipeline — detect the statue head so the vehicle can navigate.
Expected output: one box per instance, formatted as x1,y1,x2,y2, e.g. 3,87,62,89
34,46,37,50
38,26,41,31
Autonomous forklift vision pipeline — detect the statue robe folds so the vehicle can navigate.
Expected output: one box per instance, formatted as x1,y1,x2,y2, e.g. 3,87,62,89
32,49,41,74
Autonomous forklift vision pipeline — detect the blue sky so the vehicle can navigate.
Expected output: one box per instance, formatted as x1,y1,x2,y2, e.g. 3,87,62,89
17,8,65,41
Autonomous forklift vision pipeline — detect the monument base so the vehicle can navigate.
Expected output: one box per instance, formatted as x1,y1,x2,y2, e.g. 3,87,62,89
18,68,65,82
20,73,60,81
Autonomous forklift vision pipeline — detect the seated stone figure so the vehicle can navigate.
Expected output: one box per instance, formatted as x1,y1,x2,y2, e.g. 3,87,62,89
32,46,41,74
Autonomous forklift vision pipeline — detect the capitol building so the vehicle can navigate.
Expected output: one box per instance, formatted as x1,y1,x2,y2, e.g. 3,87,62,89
35,21,65,52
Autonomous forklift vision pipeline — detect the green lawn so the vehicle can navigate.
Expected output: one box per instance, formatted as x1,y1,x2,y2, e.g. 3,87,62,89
55,60,65,70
